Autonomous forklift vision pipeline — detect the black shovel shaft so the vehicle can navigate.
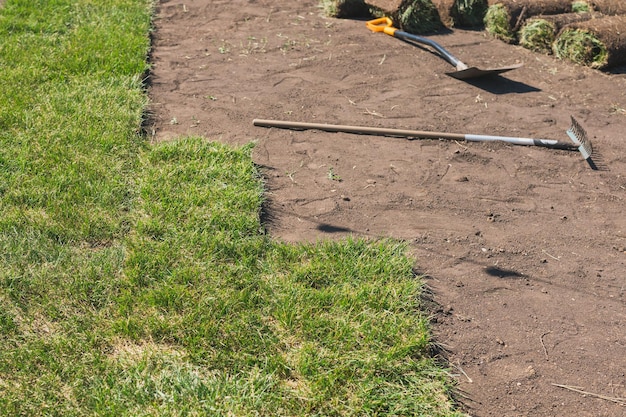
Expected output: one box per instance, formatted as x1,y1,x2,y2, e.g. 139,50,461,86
365,17,465,70
393,30,463,69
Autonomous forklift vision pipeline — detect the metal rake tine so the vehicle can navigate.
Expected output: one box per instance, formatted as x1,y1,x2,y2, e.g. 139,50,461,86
566,116,593,160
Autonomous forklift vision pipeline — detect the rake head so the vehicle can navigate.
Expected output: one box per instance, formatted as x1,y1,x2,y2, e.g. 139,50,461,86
566,116,593,160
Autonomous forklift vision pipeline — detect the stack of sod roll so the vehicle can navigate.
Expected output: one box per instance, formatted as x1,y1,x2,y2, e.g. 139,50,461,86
366,0,443,33
554,14,626,68
320,0,372,18
591,0,626,15
519,11,600,53
484,0,593,43
432,0,489,28
321,0,490,31
553,0,626,69
484,0,626,69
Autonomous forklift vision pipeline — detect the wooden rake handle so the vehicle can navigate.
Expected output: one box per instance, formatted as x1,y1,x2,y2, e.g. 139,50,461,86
252,119,578,150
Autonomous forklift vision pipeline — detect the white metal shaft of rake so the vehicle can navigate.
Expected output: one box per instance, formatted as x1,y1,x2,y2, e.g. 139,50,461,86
253,119,577,150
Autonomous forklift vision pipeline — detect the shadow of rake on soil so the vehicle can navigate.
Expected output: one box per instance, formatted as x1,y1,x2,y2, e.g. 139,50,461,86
584,150,609,171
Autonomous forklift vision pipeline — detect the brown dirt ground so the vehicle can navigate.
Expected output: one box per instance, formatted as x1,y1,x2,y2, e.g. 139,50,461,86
147,1,626,416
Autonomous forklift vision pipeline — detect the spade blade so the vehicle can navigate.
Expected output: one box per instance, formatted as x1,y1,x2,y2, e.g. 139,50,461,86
446,63,523,80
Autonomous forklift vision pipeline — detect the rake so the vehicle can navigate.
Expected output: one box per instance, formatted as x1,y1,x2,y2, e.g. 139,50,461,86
253,116,595,167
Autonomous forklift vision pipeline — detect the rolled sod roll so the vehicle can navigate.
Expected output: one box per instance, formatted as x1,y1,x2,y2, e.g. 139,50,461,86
571,1,592,12
321,0,371,18
554,14,626,69
485,0,592,43
366,0,443,33
591,0,626,16
519,12,600,53
433,0,488,28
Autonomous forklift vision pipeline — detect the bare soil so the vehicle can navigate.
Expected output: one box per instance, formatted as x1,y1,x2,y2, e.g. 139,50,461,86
148,1,626,415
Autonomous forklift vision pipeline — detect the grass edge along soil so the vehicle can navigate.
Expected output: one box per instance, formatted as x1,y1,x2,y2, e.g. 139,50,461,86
0,0,465,415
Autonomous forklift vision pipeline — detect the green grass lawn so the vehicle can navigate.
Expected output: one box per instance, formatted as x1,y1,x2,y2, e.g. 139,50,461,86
0,0,464,415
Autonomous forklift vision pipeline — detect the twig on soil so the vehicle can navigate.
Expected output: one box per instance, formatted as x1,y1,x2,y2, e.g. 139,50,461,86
343,95,356,106
540,331,551,360
440,164,451,180
454,140,468,151
552,383,626,406
364,108,384,118
542,249,560,261
379,54,386,65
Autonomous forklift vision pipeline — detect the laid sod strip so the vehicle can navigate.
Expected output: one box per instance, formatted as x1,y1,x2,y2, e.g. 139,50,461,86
262,240,462,416
485,0,591,42
434,0,488,28
554,14,626,69
117,138,463,416
519,12,598,53
321,0,372,18
591,0,626,15
0,0,152,244
367,0,443,34
0,0,152,415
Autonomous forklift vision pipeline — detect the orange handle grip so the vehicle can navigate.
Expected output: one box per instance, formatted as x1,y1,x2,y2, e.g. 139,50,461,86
365,17,397,36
